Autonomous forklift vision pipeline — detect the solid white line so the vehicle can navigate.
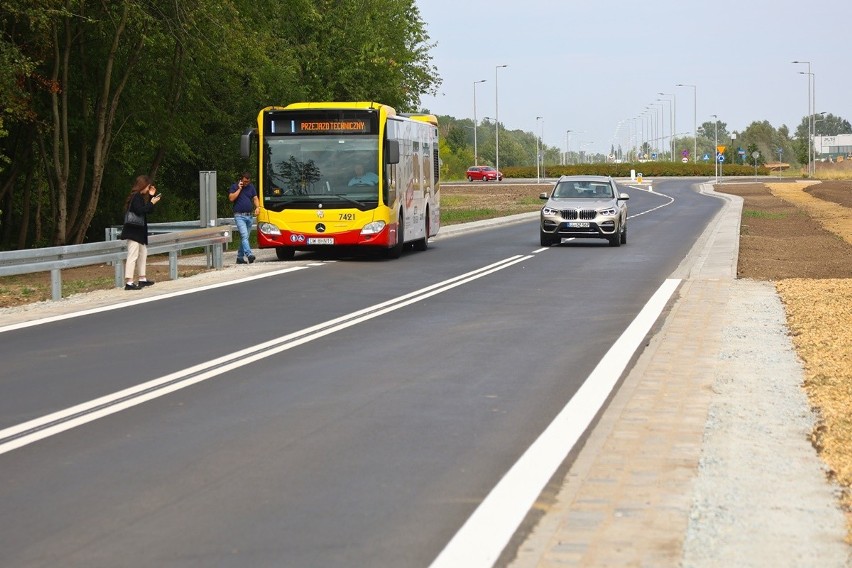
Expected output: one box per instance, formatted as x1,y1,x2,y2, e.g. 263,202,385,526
0,255,532,456
429,278,682,568
0,266,312,334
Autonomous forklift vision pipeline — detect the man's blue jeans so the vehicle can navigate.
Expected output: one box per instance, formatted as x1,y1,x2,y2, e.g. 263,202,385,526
234,213,253,260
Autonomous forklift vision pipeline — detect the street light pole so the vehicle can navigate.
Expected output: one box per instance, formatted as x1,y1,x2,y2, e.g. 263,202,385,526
495,64,508,180
814,111,827,159
653,101,667,159
539,116,545,179
565,130,572,165
711,114,718,182
676,84,697,163
793,61,812,176
472,79,486,166
535,116,542,183
659,92,675,160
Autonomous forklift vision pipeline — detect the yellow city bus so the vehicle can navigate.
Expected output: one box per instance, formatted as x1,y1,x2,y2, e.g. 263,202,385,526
240,102,441,260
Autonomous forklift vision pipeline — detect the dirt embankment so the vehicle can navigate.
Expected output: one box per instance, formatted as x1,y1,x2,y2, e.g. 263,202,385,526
716,180,852,539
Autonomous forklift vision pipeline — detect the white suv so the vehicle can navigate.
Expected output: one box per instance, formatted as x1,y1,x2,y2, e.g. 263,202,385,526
539,175,629,247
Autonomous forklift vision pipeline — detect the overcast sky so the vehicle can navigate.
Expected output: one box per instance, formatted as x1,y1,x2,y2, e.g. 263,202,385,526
415,0,850,157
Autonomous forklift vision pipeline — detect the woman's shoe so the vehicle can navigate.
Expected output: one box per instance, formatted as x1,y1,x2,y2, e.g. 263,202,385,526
124,283,141,290
138,280,155,287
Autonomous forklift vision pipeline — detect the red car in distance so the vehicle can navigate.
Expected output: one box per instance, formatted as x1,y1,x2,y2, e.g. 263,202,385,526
466,166,504,181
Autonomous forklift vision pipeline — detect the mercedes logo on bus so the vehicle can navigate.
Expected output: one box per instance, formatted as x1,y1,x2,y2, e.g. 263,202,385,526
316,223,326,233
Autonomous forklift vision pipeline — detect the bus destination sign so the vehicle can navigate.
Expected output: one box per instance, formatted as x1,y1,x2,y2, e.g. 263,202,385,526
298,120,369,133
269,111,377,135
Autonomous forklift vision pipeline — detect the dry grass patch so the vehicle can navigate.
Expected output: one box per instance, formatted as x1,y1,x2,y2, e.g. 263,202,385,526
776,278,852,538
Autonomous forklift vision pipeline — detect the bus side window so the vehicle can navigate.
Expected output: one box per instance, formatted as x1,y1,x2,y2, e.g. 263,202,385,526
385,139,400,164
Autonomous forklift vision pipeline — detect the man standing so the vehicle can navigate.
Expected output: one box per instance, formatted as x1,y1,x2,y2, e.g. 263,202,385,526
228,172,260,264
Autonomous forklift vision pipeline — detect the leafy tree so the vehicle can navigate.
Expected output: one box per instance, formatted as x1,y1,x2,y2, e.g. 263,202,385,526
0,0,439,249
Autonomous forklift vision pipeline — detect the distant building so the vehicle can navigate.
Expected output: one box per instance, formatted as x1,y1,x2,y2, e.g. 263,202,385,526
814,134,852,159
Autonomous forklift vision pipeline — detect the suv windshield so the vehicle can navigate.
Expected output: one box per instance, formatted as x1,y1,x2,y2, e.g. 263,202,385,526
552,181,614,199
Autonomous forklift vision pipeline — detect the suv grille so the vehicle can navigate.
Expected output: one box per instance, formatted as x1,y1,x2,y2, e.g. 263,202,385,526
560,209,597,220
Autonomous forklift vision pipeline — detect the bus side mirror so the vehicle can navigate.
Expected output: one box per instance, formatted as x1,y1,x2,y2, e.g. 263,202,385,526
240,129,255,159
385,139,400,165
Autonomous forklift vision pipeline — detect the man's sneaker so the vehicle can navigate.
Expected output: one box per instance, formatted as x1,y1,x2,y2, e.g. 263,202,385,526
138,280,155,287
236,258,248,264
124,283,141,290
248,254,256,264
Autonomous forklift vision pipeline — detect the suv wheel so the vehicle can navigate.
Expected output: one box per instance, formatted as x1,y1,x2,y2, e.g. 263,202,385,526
540,230,557,247
620,222,627,244
608,229,622,247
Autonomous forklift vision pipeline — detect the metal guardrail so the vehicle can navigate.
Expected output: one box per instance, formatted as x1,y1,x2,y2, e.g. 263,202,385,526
104,218,246,241
0,226,233,301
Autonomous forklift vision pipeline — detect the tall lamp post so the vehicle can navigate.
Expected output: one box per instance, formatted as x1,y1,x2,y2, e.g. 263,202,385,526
538,116,545,180
800,70,816,174
792,61,812,176
535,116,542,183
646,106,658,158
711,114,719,182
565,129,572,165
495,64,508,180
814,111,827,159
472,79,486,165
652,102,666,159
658,92,675,160
676,84,697,163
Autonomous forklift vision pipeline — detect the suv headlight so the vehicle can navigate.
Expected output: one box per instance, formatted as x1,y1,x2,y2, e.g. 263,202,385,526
542,207,560,216
598,207,617,216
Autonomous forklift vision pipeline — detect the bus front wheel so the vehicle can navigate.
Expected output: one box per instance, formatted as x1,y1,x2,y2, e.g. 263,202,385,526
275,247,295,261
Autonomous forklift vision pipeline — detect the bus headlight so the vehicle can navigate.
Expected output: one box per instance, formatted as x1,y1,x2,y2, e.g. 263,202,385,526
258,222,281,236
360,220,386,236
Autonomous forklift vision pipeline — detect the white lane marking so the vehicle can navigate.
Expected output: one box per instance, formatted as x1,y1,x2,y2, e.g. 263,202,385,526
624,184,675,219
0,266,312,334
430,278,682,568
0,255,533,456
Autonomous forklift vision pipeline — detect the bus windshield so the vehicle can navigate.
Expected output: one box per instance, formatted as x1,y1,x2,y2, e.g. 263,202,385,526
263,135,380,211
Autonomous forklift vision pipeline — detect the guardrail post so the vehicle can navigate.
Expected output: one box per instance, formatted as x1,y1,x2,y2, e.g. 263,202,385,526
169,251,178,280
50,269,62,301
115,260,124,288
212,236,223,269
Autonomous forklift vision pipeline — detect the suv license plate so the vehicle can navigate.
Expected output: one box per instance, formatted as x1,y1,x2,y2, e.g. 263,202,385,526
567,222,590,228
307,237,334,245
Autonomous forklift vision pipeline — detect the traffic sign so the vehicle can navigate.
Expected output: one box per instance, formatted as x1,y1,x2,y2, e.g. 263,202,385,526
716,145,726,154
682,157,688,163
681,149,689,157
717,154,725,163
703,153,710,161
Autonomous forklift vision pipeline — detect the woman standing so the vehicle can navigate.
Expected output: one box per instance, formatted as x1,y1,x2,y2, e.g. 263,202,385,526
121,175,162,290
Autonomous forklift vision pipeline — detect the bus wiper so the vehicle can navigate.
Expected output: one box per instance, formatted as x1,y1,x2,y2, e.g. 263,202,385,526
330,194,368,209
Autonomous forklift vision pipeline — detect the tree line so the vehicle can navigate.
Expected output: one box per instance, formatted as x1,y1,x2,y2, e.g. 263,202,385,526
432,113,852,180
0,0,439,249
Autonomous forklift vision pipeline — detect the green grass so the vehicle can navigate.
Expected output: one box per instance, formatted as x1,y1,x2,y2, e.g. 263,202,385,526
63,277,114,298
442,208,500,224
743,210,788,220
517,196,543,207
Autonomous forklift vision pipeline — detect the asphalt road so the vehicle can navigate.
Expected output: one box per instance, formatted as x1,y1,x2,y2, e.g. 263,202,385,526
0,179,722,567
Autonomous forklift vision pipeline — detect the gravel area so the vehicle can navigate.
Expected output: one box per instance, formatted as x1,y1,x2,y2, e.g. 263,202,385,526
682,279,850,567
